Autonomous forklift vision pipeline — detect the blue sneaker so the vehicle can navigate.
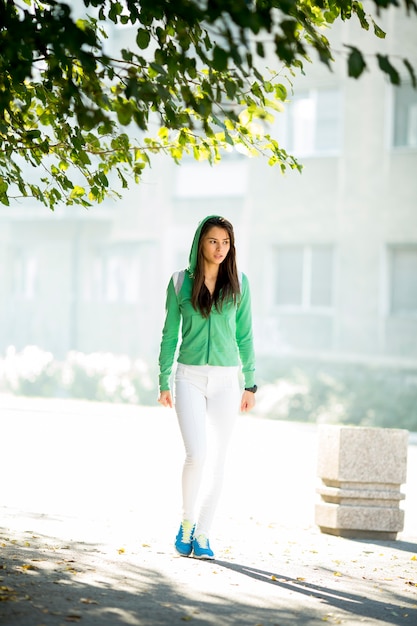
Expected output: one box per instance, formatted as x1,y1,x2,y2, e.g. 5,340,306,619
175,520,195,556
192,534,215,560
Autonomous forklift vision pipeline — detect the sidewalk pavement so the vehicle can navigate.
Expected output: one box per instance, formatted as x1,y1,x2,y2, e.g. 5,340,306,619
1,393,416,626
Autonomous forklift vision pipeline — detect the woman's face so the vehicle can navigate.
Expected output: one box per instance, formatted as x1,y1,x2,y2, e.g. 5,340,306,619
201,226,231,267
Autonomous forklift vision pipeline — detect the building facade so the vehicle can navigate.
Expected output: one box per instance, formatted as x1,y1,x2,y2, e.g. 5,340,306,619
0,8,416,373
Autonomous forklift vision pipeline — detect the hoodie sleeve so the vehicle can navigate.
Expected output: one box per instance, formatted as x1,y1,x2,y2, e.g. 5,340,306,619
236,273,256,388
158,276,181,391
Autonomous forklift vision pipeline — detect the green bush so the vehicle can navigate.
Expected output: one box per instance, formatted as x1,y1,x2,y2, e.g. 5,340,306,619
0,346,157,405
256,356,417,432
2,347,415,431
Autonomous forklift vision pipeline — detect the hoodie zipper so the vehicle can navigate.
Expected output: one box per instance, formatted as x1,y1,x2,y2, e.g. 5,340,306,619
206,315,211,363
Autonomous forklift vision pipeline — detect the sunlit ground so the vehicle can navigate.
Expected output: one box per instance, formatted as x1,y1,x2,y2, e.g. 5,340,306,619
2,393,417,626
2,393,416,545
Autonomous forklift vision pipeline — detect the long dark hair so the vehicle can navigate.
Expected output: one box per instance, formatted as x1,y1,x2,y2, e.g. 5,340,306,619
192,216,240,317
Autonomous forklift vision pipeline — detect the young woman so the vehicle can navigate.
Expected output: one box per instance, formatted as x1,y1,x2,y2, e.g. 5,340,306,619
158,215,256,559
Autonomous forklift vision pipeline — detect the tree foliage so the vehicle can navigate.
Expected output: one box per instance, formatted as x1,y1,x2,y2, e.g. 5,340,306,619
0,0,416,209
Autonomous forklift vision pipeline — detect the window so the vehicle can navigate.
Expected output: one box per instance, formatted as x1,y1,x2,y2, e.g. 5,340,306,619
392,84,417,149
13,250,38,300
89,244,140,303
285,88,342,156
275,246,304,306
274,245,334,310
389,246,417,314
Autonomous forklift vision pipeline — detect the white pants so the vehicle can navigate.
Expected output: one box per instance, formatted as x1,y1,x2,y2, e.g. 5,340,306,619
174,364,241,536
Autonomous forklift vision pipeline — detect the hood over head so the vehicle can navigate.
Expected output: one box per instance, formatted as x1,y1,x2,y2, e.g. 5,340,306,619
187,215,229,276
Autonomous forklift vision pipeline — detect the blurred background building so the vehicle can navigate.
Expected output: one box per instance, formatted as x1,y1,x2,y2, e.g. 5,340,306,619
0,6,416,410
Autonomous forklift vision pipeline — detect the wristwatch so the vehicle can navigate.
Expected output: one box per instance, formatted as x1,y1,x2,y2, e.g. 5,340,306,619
244,385,258,393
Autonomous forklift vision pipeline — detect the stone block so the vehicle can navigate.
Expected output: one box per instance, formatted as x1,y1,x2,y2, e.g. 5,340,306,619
315,425,408,539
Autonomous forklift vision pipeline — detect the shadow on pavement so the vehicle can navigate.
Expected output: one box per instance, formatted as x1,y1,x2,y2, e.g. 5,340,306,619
369,539,417,553
214,559,417,625
0,526,326,626
2,520,416,626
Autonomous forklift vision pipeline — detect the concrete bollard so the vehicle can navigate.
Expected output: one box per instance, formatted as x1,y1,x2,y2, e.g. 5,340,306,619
315,425,408,539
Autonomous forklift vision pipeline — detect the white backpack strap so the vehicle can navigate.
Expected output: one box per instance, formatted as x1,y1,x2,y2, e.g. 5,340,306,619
173,270,185,296
238,271,243,291
236,271,243,305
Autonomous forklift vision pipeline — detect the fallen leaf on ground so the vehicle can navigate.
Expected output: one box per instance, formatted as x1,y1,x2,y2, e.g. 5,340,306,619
80,597,98,604
0,586,17,602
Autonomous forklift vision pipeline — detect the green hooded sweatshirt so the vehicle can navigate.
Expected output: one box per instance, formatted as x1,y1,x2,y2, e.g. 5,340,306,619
158,215,255,391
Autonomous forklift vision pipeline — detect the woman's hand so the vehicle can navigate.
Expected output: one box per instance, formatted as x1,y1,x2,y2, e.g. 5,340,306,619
240,390,256,413
158,390,173,408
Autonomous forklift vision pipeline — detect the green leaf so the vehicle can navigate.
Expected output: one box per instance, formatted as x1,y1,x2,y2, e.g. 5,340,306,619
97,171,109,187
122,48,133,62
136,28,151,49
224,131,234,146
158,126,169,141
77,149,92,166
117,168,129,188
352,2,369,30
274,84,287,101
256,41,265,57
109,1,123,23
0,177,8,193
377,54,400,85
403,59,417,89
212,46,228,71
225,79,237,99
149,62,167,75
155,26,167,45
154,48,166,65
70,185,86,199
346,46,367,79
25,130,41,140
186,57,197,79
251,82,264,99
371,18,386,39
